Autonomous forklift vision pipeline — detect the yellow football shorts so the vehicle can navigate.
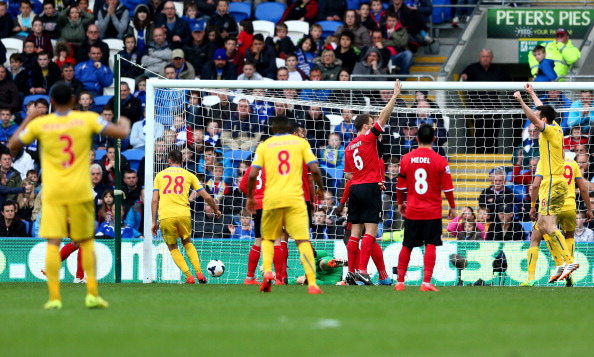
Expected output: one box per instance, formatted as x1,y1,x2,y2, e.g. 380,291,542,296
40,201,95,240
159,216,192,244
261,203,309,242
538,180,568,216
557,210,577,232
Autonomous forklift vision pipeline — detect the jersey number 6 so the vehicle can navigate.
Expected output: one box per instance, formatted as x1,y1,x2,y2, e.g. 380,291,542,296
353,148,363,170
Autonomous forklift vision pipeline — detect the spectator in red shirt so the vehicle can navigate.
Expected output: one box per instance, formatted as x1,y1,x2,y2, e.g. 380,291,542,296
563,126,588,151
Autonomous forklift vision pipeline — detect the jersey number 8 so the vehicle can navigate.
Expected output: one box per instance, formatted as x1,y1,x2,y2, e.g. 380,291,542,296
414,168,428,194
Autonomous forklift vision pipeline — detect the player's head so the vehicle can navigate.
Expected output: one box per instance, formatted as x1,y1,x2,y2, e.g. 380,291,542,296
168,149,183,165
354,114,373,132
535,105,556,124
291,121,305,138
271,115,292,134
51,83,75,107
416,123,435,145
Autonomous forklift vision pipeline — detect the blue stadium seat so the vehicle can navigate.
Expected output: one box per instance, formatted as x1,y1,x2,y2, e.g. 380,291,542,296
95,149,106,161
93,95,113,112
520,221,533,240
254,2,286,23
229,2,251,22
122,149,145,172
22,94,50,112
315,21,343,38
432,0,452,24
223,150,252,163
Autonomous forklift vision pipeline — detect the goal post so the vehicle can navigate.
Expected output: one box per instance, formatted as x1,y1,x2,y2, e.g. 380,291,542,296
142,79,594,286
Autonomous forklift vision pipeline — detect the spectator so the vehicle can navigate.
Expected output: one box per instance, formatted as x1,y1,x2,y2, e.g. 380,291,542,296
301,105,330,148
154,1,191,48
486,204,524,241
11,147,34,180
201,48,237,80
133,76,146,110
155,66,185,126
318,132,344,170
512,124,540,168
250,88,273,131
74,45,114,96
245,33,277,79
207,0,237,39
236,19,253,55
74,91,97,112
0,108,18,144
384,0,431,50
281,0,318,23
192,202,232,239
53,41,75,69
574,211,594,242
512,153,539,186
369,0,383,28
118,34,144,78
528,28,581,82
130,116,164,149
531,45,556,82
318,0,345,21
205,163,229,204
539,90,572,133
0,200,28,236
204,120,221,147
142,27,174,74
180,1,203,29
392,119,418,157
221,98,260,151
98,144,130,186
58,5,94,45
447,206,487,239
266,22,295,60
122,169,141,211
223,36,244,75
285,54,307,81
460,49,511,153
75,24,110,65
0,2,12,39
29,51,61,94
26,18,53,57
309,23,324,57
334,9,371,50
476,207,491,232
352,47,387,80
91,163,109,208
478,168,516,221
97,0,129,39
567,90,593,133
227,209,255,240
1,152,22,193
205,23,224,48
107,82,142,124
334,108,356,143
38,0,60,39
161,49,196,79
9,54,29,95
21,39,38,69
96,206,142,238
299,67,330,102
0,171,26,205
563,126,588,151
211,90,236,122
147,0,164,18
452,0,477,27
12,0,36,38
459,219,480,240
381,12,413,76
126,3,153,54
294,35,315,76
237,60,263,81
0,66,20,114
310,209,331,239
16,177,35,221
333,30,359,73
92,106,115,149
359,1,378,32
183,21,214,77
410,95,448,154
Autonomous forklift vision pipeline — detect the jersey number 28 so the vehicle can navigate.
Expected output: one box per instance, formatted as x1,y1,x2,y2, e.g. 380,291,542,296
163,175,185,194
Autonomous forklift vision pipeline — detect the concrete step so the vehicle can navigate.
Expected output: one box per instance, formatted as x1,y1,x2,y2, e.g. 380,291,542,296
452,172,489,181
449,162,498,171
450,153,511,162
410,65,442,73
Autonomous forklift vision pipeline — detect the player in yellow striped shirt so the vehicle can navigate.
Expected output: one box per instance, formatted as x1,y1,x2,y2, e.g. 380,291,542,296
522,156,593,286
515,83,578,282
8,84,130,310
151,149,221,284
247,115,325,294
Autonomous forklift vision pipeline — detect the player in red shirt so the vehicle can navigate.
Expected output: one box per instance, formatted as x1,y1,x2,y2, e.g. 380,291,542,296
395,123,456,292
344,79,401,285
239,164,266,284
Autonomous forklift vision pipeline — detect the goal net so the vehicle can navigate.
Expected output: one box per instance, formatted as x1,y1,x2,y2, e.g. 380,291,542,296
142,79,594,287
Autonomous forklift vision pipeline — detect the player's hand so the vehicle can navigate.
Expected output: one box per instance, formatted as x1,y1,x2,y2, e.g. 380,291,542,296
378,182,386,191
246,197,257,214
336,203,345,215
393,79,402,97
587,210,594,222
227,225,235,234
398,203,406,215
214,208,222,218
151,222,159,236
525,83,534,94
513,91,522,102
447,207,456,220
529,207,538,221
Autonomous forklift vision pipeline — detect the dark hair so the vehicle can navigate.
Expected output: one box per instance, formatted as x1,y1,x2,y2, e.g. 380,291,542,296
26,169,38,177
291,121,303,134
133,4,152,30
123,169,137,176
243,60,255,68
298,35,314,53
35,98,49,107
239,20,253,35
37,51,49,58
535,105,557,124
417,123,435,144
271,115,291,134
164,64,176,72
9,53,23,63
168,149,183,164
51,84,74,105
533,45,545,53
344,9,360,27
225,36,237,44
124,34,136,43
354,114,372,131
42,0,55,6
2,200,18,213
339,30,355,43
89,44,102,53
253,33,264,42
386,11,398,20
20,0,31,6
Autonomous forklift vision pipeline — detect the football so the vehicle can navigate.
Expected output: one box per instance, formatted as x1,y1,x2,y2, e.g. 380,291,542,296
207,260,225,277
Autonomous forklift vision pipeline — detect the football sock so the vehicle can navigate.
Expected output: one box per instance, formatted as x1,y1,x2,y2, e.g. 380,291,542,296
170,248,191,278
346,237,360,273
79,240,98,297
60,242,78,261
76,249,84,280
543,234,563,266
566,238,575,260
261,239,274,273
397,245,412,283
371,242,388,280
273,245,283,277
297,242,317,286
423,244,436,284
183,243,202,274
46,244,61,301
527,246,539,281
550,230,573,264
246,245,261,278
358,234,375,274
280,240,289,279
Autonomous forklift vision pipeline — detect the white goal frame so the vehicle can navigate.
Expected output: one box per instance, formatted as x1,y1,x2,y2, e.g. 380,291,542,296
142,79,594,283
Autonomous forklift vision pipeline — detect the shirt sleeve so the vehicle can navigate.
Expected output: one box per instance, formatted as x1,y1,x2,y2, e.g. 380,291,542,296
252,144,264,168
534,160,542,177
396,158,408,190
441,158,455,192
573,161,583,180
191,173,204,191
19,121,38,146
91,113,110,135
153,175,160,191
302,140,317,165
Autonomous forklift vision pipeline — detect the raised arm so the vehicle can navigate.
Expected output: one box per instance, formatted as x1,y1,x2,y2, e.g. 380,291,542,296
307,161,325,198
514,90,544,132
7,107,45,156
198,189,222,217
576,178,594,221
377,79,402,128
103,116,131,139
525,83,543,107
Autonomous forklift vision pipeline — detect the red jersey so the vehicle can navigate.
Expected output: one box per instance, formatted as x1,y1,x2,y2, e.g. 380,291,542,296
239,166,266,210
344,122,384,184
302,164,312,202
396,148,454,220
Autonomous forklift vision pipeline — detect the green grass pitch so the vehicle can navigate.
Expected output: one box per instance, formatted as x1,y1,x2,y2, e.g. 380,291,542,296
1,283,592,356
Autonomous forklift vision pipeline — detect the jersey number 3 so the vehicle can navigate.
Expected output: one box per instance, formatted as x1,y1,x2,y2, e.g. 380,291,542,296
59,135,75,168
163,175,185,194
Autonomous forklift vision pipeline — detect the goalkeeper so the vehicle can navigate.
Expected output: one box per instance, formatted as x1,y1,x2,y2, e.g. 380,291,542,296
293,249,347,286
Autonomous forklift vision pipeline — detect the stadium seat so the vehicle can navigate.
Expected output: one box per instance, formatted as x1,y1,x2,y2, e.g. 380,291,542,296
223,150,252,162
432,0,452,24
275,57,285,68
1,38,23,67
121,77,136,92
122,149,145,172
22,94,50,112
252,20,275,39
103,84,115,96
94,95,113,111
520,221,533,240
174,1,183,17
103,38,124,69
229,2,251,22
326,114,343,127
95,149,106,161
202,95,221,107
285,20,309,46
316,21,343,38
254,2,286,23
